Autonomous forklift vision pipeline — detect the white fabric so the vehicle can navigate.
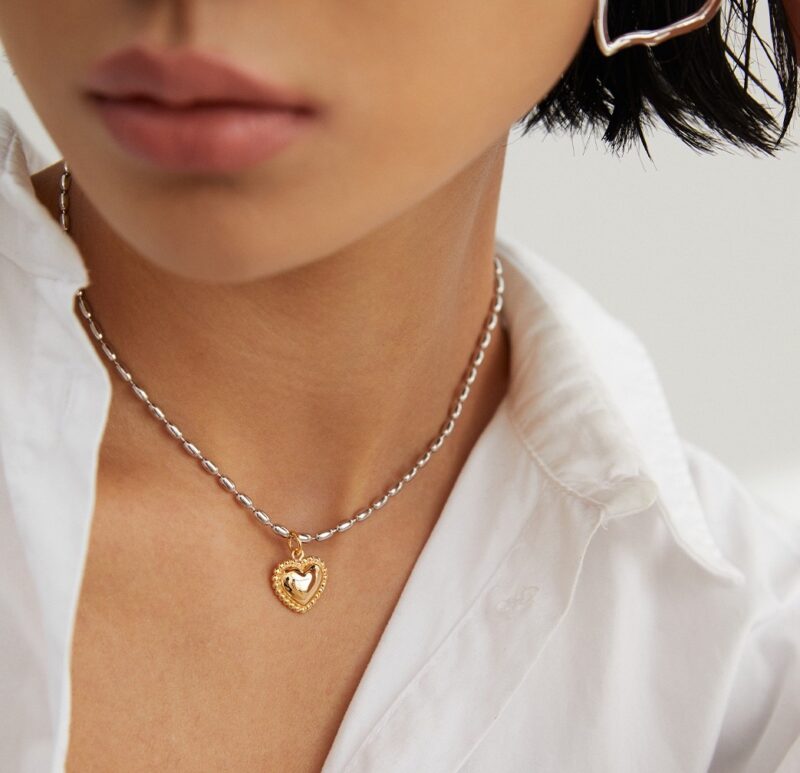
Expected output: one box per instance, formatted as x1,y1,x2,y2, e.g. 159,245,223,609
1,106,798,773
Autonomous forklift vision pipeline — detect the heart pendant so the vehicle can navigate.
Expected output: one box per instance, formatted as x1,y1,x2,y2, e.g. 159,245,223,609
271,555,328,613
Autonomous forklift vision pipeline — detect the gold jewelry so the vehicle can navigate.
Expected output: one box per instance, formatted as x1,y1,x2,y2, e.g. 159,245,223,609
58,162,505,613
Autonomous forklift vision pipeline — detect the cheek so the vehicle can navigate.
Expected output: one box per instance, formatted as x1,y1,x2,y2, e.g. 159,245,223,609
304,4,584,215
0,2,138,174
321,0,596,214
0,4,61,106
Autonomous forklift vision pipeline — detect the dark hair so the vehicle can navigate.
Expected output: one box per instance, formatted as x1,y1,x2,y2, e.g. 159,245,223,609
520,0,797,154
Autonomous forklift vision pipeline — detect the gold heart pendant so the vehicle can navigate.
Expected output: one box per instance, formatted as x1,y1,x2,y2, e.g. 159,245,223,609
271,549,328,613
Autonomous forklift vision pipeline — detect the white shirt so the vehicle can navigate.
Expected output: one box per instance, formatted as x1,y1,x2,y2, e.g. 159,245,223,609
1,106,799,773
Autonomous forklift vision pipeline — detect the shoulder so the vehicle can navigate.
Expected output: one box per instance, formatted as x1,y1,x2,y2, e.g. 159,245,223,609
682,442,800,773
502,235,800,769
683,440,799,602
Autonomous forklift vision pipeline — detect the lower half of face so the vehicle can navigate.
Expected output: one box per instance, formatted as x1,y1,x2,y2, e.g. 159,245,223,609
0,0,594,281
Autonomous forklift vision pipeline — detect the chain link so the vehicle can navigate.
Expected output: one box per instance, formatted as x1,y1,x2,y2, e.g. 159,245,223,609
59,162,505,544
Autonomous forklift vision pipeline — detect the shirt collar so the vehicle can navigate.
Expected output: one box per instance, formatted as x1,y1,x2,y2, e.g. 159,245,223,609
0,108,88,286
495,233,744,584
0,105,743,586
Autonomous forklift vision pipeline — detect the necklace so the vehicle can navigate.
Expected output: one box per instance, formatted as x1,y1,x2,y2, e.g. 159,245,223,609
57,161,506,613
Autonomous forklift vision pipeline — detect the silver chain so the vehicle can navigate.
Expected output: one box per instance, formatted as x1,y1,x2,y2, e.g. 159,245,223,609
58,161,506,544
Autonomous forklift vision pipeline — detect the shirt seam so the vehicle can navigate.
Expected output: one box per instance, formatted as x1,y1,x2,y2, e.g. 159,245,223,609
503,394,615,515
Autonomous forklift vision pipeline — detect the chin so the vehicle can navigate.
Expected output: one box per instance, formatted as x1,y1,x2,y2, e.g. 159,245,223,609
122,222,314,284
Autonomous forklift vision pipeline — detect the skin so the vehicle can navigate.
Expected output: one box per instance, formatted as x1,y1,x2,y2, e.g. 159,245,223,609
3,1,725,771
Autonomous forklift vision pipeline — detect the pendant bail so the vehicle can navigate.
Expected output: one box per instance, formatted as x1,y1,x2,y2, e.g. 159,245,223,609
288,531,305,561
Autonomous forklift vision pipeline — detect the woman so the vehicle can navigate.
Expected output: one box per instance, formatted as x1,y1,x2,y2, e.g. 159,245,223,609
0,1,798,771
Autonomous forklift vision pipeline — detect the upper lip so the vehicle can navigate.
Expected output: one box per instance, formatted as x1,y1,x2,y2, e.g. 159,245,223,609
83,45,317,111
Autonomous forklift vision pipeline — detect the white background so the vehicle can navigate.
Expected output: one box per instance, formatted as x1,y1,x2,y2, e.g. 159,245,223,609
2,48,798,516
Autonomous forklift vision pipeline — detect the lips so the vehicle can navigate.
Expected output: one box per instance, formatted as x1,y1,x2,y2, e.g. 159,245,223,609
83,46,321,173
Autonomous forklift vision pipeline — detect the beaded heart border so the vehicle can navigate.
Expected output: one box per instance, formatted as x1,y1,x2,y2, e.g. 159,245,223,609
271,556,328,614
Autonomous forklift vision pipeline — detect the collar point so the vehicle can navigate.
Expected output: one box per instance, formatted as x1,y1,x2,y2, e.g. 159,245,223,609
593,476,661,521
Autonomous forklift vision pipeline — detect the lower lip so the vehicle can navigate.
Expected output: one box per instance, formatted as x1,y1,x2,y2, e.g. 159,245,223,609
89,97,317,173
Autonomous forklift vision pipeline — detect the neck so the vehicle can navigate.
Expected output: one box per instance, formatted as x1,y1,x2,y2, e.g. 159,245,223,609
34,139,510,538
